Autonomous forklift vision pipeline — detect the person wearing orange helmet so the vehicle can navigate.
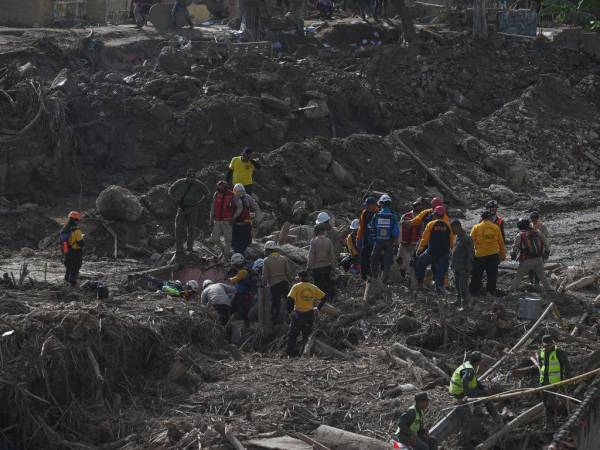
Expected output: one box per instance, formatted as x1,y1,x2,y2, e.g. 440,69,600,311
60,211,84,287
405,197,451,229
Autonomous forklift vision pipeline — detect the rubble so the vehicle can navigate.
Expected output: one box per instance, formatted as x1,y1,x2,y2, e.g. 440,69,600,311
96,185,144,222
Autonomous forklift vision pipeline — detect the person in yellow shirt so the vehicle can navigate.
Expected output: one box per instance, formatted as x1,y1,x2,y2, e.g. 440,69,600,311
60,211,85,287
227,147,261,195
469,210,506,296
286,270,326,357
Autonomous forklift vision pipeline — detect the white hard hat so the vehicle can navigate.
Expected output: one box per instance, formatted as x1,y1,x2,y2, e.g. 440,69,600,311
252,258,264,271
202,279,214,289
265,240,278,251
186,279,199,292
350,219,360,230
231,253,245,265
378,194,392,204
315,211,331,225
233,183,245,193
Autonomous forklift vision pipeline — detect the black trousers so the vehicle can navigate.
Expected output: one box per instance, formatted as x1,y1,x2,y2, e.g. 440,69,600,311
287,310,314,356
213,304,231,326
231,293,252,321
270,281,289,323
360,242,374,279
64,250,83,287
232,223,252,255
311,266,335,301
543,390,558,426
469,254,500,294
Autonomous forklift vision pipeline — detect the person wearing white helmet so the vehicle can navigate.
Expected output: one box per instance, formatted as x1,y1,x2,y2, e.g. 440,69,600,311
314,211,332,232
341,219,361,273
231,183,260,255
308,214,336,301
370,194,400,283
228,253,254,322
263,240,293,324
201,279,237,325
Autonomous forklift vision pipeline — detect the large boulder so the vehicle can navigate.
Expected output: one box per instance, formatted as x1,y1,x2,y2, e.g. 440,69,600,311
96,185,144,222
330,160,356,187
483,149,527,189
140,184,176,219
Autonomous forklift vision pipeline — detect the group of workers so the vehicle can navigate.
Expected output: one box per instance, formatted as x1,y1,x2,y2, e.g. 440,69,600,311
347,194,552,308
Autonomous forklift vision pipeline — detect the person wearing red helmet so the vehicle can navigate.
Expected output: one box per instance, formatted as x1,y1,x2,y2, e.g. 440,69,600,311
405,197,450,228
59,211,84,287
415,206,454,293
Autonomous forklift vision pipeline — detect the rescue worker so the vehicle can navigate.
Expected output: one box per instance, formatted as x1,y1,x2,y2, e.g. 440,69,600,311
228,253,253,322
509,218,553,292
60,211,84,287
406,197,449,228
209,180,235,260
286,270,327,356
161,279,199,300
529,210,551,285
307,216,336,301
262,241,293,324
450,219,474,309
370,194,400,283
415,206,453,293
449,352,500,422
172,0,194,29
201,279,236,326
227,147,261,195
314,210,333,233
486,200,506,242
397,198,425,288
469,210,506,296
341,219,360,273
231,183,260,255
392,392,437,450
356,197,379,280
538,335,571,429
168,169,206,257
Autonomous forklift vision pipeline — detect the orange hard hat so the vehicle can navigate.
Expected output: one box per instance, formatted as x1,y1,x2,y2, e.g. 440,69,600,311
68,211,81,221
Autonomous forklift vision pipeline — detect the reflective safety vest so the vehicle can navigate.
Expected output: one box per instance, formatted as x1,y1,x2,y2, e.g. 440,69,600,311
394,405,422,436
213,190,234,221
539,349,562,385
449,362,477,395
374,211,394,241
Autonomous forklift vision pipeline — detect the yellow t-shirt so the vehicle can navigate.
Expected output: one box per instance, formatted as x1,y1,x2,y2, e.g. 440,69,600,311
68,228,84,250
287,282,326,313
229,156,255,186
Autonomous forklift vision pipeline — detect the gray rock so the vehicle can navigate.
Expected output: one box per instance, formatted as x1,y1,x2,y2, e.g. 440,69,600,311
140,184,175,219
104,72,124,83
157,46,190,75
304,99,329,119
330,160,356,187
149,233,175,252
96,185,144,222
460,135,483,159
260,93,291,115
279,243,309,265
292,200,308,223
314,150,333,171
488,184,518,205
484,149,528,188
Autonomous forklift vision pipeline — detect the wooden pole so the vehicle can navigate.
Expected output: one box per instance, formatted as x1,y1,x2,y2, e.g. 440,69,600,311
475,403,544,450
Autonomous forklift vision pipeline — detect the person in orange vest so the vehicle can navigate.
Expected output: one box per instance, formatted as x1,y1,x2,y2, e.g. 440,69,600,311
356,197,379,281
406,197,450,228
59,211,85,287
209,180,235,260
397,198,426,288
486,200,505,242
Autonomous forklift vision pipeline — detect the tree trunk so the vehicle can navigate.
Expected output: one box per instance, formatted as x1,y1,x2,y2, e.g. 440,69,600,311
473,0,488,39
312,425,389,450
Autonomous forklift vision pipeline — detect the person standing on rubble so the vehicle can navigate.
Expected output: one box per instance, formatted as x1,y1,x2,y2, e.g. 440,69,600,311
227,147,261,196
201,279,236,326
369,194,400,284
392,392,437,450
509,218,553,292
397,198,425,289
286,270,327,356
415,206,453,293
209,180,235,260
228,253,254,322
60,211,84,287
449,352,501,422
450,219,474,309
262,241,293,324
538,335,571,429
231,183,260,255
469,210,506,297
486,200,506,243
406,197,450,229
340,219,360,273
169,169,206,258
172,0,195,29
529,210,551,285
308,213,336,301
356,197,379,281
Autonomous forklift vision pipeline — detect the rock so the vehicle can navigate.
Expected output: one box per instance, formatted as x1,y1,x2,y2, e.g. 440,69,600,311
140,184,176,219
104,72,123,83
279,243,309,265
96,185,144,222
260,93,291,115
292,200,308,223
157,46,190,75
483,149,528,188
149,232,175,252
395,315,421,332
488,183,518,205
20,247,35,257
459,135,483,159
304,99,330,119
330,160,356,187
314,150,333,171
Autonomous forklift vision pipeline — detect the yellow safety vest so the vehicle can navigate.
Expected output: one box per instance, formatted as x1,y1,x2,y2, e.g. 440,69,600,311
449,362,478,395
394,405,423,436
539,349,562,385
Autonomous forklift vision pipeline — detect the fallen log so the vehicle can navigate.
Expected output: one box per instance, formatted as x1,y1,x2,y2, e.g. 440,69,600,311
292,433,331,450
335,310,366,328
314,339,354,360
312,425,388,450
214,423,245,450
571,312,589,336
565,275,597,291
475,403,544,449
391,343,449,380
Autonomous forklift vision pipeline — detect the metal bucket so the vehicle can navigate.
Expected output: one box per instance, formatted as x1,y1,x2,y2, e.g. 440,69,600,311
518,296,542,321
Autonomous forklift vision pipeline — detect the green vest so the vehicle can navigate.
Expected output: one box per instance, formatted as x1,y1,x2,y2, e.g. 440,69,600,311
449,362,477,395
539,348,561,385
394,405,423,436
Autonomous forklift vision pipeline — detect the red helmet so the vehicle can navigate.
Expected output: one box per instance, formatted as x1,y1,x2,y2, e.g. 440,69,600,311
431,197,444,208
434,206,446,216
68,211,81,221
